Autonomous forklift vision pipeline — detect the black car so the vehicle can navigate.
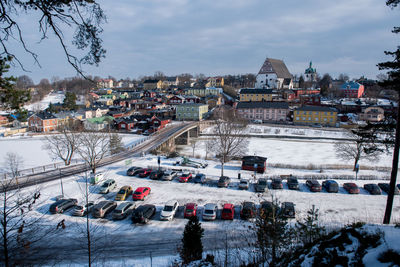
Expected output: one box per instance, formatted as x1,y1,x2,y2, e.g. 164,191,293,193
281,202,295,218
240,201,256,220
150,170,164,180
287,177,299,190
194,173,206,184
363,184,382,195
322,180,339,193
271,178,283,189
306,179,322,192
255,178,268,192
126,167,143,176
378,183,400,195
49,198,78,214
260,201,274,216
132,204,156,224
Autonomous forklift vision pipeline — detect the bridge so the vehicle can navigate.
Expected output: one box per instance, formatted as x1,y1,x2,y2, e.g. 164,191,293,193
0,120,213,192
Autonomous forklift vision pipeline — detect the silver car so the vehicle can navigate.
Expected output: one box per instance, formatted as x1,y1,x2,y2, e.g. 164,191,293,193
239,179,249,190
93,201,117,218
112,202,135,220
161,171,177,181
202,203,218,221
99,179,117,194
72,201,94,216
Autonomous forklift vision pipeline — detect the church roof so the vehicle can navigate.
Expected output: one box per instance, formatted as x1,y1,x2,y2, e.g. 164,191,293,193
305,61,317,74
258,58,292,79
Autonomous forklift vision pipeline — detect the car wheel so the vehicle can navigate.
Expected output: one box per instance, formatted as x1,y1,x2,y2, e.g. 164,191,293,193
59,209,63,214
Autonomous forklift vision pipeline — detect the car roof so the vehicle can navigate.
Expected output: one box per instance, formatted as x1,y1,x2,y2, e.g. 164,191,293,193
103,179,114,184
344,182,357,186
135,187,149,192
204,203,217,209
116,202,132,209
243,201,255,207
120,185,131,190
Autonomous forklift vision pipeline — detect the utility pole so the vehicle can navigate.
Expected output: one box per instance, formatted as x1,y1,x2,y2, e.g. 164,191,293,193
59,168,64,196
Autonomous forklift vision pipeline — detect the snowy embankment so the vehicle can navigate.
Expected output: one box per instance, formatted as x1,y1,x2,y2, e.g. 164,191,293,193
24,91,65,111
0,134,145,173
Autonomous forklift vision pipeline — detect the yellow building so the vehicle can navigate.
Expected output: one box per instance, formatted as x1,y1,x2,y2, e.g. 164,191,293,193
239,88,273,102
294,106,338,126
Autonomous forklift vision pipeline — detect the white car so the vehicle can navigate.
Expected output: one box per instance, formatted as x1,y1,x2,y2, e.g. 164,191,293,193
239,179,249,190
72,201,94,216
99,179,117,194
160,200,179,221
203,203,218,221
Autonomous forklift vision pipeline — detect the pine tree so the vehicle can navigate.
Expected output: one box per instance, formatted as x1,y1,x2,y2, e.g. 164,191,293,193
109,133,124,155
295,205,325,246
63,92,77,111
180,215,204,264
255,199,292,267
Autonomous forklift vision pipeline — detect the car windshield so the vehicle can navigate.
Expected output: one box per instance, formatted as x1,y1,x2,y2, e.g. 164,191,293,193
204,210,214,214
114,209,122,213
222,209,232,213
75,205,83,210
240,181,247,184
163,206,173,212
134,191,141,195
101,183,109,187
289,178,297,183
259,181,266,185
118,189,125,194
186,209,193,212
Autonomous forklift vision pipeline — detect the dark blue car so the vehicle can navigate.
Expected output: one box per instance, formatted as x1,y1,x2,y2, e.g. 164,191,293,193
194,173,206,184
322,180,339,193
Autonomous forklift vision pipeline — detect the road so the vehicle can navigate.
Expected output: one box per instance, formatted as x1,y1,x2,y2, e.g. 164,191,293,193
1,122,197,192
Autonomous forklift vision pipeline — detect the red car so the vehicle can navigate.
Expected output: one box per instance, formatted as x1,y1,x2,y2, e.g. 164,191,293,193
133,187,151,200
138,169,152,178
179,173,192,183
221,203,235,220
184,203,198,218
343,183,360,194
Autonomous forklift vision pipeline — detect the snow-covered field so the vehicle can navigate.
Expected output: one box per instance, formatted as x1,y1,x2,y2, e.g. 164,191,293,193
24,91,65,111
0,134,145,172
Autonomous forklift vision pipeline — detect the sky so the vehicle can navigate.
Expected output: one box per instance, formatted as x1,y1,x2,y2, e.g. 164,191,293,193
7,0,400,83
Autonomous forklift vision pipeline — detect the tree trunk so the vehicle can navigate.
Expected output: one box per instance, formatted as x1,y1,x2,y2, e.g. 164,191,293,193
221,162,224,177
383,104,400,224
3,191,9,267
85,174,91,267
353,157,359,172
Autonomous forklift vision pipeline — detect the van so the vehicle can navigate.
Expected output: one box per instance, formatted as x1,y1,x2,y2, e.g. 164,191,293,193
221,203,234,220
90,172,104,185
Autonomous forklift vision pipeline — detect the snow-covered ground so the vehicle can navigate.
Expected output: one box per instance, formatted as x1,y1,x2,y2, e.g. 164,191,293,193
0,134,145,172
24,91,65,111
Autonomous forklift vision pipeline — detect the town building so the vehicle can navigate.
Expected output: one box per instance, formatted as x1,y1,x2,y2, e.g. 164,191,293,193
184,87,222,97
206,77,224,88
175,103,208,121
255,58,293,89
293,106,338,126
28,112,58,132
340,81,365,98
236,102,289,122
239,88,273,102
97,79,114,89
304,61,317,82
358,106,385,122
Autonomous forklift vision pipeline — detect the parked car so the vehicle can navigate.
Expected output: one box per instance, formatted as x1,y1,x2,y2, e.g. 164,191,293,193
99,179,117,194
306,179,322,192
115,186,133,201
241,201,256,220
179,173,193,183
203,203,218,221
131,168,145,176
364,184,382,195
271,178,283,190
126,166,142,176
343,183,360,194
218,176,231,188
322,180,339,193
260,201,274,217
49,198,78,214
150,170,164,180
194,173,206,184
287,177,299,190
160,200,179,221
131,204,156,224
239,179,249,190
138,168,152,178
72,201,94,216
132,187,151,201
112,202,135,220
184,202,198,218
378,183,400,195
221,203,235,220
93,201,117,218
161,171,177,181
281,202,295,218
397,184,400,191
255,178,268,192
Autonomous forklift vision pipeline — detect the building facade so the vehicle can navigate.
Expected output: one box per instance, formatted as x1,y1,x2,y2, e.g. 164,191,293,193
239,88,273,102
255,58,293,89
340,81,365,98
293,106,338,126
236,102,289,122
28,112,58,132
176,103,208,121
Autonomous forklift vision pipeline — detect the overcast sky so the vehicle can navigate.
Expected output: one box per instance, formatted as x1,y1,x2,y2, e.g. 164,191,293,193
8,0,400,83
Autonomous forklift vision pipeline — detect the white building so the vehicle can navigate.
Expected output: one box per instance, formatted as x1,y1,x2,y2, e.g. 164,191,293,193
304,61,317,82
255,58,293,89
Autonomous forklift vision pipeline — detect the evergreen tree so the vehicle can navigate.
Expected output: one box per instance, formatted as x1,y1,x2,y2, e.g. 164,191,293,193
377,0,400,224
299,75,305,89
255,199,292,267
109,133,124,155
180,215,204,264
63,92,77,111
295,205,325,246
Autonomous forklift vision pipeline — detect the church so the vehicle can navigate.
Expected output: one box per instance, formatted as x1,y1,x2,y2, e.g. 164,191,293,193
255,58,293,89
